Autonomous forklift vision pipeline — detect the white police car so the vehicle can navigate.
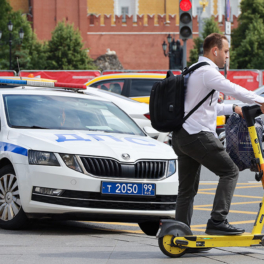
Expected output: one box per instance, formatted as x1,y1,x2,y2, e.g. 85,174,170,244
0,79,178,235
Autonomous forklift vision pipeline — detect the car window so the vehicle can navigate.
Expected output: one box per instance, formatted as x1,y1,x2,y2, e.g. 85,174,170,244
3,94,144,136
130,79,159,97
90,80,125,95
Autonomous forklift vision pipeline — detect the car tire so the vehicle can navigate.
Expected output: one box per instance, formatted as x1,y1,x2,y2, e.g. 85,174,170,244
138,221,160,236
0,165,28,230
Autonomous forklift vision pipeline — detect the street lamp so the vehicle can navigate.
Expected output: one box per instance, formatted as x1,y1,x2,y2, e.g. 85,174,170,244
0,20,24,70
162,34,178,69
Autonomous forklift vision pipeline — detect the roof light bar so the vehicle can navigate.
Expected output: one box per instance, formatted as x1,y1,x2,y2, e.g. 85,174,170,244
0,79,27,85
27,81,55,87
0,78,86,90
54,82,86,89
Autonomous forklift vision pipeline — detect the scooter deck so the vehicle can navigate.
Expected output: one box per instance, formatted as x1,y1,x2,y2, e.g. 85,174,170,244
172,234,264,248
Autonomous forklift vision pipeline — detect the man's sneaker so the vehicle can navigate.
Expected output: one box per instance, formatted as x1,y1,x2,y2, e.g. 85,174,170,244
205,219,245,235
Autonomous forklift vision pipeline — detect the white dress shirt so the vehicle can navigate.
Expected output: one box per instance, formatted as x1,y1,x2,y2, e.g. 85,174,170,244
183,56,264,137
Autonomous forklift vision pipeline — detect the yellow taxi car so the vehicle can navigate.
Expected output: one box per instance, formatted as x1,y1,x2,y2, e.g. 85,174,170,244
85,73,164,104
85,73,226,133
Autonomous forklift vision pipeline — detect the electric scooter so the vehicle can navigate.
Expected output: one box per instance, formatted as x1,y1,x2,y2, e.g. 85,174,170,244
157,105,264,258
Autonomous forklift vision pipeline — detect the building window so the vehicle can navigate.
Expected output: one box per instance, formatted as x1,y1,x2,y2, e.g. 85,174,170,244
121,6,129,22
115,0,137,22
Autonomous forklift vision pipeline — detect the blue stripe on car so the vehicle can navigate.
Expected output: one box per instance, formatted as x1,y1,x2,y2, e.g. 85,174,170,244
0,142,28,156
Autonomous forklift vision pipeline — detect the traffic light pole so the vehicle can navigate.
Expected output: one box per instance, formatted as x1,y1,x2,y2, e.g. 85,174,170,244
183,39,187,69
179,0,192,69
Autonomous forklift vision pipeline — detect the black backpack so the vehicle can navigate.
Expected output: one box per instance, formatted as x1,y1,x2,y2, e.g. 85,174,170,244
149,62,215,133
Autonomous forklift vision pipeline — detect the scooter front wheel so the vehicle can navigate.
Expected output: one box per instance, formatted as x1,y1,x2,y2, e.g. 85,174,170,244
158,235,186,258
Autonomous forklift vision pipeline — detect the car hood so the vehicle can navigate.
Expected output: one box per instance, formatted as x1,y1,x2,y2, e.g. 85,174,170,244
7,130,176,161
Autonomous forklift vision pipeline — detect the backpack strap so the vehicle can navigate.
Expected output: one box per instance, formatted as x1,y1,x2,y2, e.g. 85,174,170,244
182,62,210,75
182,61,215,122
183,89,215,121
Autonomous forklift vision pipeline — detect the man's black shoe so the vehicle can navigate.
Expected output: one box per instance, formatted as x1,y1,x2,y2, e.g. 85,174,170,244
205,219,245,235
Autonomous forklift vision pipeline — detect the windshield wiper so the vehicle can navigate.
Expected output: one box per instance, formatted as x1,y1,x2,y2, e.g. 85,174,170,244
12,125,48,129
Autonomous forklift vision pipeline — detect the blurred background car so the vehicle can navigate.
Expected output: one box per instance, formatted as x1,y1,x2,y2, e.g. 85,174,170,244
85,73,165,104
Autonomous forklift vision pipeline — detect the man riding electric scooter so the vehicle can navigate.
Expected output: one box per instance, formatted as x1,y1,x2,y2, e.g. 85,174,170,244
172,33,264,236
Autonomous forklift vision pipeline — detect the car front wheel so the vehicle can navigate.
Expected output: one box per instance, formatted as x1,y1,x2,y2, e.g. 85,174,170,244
0,165,28,230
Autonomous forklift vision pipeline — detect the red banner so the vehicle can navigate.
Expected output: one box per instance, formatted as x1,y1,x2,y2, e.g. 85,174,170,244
220,70,259,91
102,70,181,75
0,71,16,76
19,70,101,84
220,70,260,100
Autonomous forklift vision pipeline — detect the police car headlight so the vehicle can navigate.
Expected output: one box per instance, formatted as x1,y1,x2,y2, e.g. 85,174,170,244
28,150,60,166
60,154,83,173
167,160,176,177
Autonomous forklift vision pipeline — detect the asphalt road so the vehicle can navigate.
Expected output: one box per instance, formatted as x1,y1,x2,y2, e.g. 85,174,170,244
1,166,264,263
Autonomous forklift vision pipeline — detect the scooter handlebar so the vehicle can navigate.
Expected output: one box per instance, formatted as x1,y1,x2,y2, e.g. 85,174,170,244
242,105,262,127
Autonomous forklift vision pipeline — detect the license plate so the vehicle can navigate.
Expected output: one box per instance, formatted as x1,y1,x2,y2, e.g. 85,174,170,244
101,182,155,196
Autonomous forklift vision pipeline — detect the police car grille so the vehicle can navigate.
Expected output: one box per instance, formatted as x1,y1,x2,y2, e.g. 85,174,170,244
80,157,166,179
80,157,122,177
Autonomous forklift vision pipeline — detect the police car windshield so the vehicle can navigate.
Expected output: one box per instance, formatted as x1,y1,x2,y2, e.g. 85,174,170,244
3,94,144,135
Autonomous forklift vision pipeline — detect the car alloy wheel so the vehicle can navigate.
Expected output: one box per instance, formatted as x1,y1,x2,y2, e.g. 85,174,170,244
0,173,21,221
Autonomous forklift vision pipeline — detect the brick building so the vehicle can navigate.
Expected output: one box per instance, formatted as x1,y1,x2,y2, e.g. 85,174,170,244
9,0,240,70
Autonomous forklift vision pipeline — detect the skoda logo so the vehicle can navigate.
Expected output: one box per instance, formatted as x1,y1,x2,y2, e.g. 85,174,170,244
122,153,130,160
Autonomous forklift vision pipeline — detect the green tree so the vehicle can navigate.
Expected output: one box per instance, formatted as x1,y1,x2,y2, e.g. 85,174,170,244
231,17,264,69
232,0,264,51
0,0,47,72
188,17,222,66
231,0,264,69
45,21,96,70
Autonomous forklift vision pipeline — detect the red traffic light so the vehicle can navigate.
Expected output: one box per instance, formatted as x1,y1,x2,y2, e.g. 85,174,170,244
180,0,192,12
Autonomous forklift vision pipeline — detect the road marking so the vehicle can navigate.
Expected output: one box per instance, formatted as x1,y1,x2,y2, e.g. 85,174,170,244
234,186,261,189
95,227,144,234
233,194,263,199
112,229,143,234
195,200,261,208
198,191,263,198
199,186,261,191
199,182,261,186
194,207,257,215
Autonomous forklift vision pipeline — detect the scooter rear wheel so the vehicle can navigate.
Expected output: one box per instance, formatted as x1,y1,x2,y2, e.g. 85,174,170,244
158,235,186,258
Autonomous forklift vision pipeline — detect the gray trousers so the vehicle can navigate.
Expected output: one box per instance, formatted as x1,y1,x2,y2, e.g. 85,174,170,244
172,128,239,227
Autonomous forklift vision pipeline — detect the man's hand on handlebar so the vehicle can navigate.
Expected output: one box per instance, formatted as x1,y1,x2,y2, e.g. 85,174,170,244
234,106,243,117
